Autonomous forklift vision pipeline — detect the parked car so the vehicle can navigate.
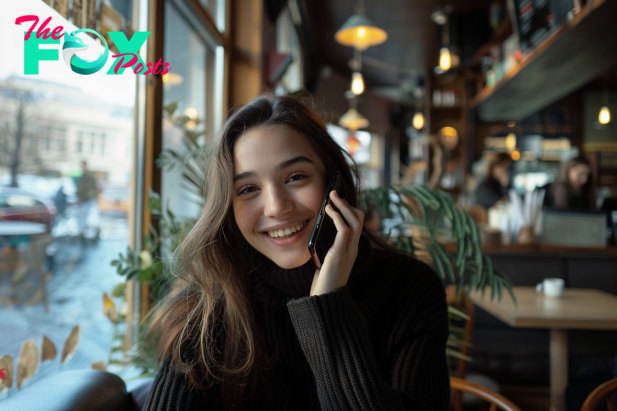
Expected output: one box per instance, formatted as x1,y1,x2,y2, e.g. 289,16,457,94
0,187,58,229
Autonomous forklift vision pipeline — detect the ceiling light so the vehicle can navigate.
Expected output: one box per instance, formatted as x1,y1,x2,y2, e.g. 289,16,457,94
339,108,369,130
162,73,183,85
505,133,517,151
412,112,424,130
431,10,447,25
351,72,365,95
347,132,362,155
438,126,458,151
599,106,611,125
439,48,451,71
335,14,388,51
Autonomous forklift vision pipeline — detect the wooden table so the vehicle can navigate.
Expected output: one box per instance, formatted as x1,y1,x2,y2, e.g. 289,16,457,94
468,287,617,411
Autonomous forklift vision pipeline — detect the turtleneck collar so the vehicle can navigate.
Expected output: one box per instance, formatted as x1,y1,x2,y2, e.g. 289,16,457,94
249,234,373,306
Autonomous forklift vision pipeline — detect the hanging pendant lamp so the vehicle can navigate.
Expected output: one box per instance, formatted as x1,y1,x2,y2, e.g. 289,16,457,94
335,9,387,51
339,108,369,130
335,15,387,51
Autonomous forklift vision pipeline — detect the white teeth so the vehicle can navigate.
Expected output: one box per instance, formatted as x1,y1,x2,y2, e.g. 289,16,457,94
267,221,306,238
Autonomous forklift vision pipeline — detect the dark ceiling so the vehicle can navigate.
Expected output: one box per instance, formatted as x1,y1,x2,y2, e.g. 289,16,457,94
302,0,493,87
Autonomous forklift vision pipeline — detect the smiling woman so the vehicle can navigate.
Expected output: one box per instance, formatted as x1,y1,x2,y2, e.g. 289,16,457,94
143,95,450,411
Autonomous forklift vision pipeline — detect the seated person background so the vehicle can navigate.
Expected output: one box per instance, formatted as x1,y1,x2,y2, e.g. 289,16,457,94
546,156,595,209
476,152,512,209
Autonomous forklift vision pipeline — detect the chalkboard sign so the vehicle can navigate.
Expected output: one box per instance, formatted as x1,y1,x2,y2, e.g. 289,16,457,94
508,0,575,54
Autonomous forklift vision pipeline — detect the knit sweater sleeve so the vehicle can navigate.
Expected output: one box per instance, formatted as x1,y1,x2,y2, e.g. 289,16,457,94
142,358,211,411
286,267,450,411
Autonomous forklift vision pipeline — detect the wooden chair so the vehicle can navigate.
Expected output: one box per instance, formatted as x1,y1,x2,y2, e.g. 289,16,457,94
580,377,617,411
450,377,522,411
446,285,475,380
446,285,475,411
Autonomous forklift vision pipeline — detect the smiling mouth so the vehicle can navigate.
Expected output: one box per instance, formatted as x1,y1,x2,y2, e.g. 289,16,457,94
265,220,309,239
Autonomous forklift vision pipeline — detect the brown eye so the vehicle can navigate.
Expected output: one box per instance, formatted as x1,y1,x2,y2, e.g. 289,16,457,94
288,174,307,183
239,186,257,195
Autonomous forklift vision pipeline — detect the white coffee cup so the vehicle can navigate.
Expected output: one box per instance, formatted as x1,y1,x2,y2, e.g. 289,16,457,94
536,278,565,298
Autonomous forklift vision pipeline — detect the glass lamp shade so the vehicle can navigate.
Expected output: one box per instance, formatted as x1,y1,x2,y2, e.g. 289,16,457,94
599,106,611,125
412,112,424,129
351,72,365,95
347,131,361,155
339,108,369,131
439,48,451,71
505,133,517,151
335,15,388,50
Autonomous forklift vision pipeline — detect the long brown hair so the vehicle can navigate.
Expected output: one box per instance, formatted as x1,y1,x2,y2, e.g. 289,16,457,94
555,155,592,190
552,155,594,208
147,95,387,407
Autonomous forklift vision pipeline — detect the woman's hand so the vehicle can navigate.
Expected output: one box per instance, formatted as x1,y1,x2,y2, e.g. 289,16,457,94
310,190,365,296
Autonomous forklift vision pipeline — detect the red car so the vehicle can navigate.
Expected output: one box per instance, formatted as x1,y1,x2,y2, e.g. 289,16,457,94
0,188,57,229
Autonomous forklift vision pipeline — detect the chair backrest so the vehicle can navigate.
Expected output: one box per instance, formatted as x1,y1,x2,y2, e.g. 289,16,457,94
445,285,475,380
580,377,617,411
446,286,476,411
450,377,522,411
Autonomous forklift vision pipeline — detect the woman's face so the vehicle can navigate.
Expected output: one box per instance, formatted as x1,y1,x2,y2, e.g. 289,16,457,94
568,163,591,189
232,124,327,269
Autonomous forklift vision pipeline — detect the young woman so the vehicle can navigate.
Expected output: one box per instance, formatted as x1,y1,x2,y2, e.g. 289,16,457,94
475,152,512,209
549,156,595,209
143,95,450,411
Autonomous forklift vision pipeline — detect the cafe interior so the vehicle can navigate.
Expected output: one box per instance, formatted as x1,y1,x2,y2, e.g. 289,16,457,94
1,0,617,410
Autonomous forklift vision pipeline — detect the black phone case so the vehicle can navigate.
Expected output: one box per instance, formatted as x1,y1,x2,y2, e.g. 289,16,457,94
308,172,345,269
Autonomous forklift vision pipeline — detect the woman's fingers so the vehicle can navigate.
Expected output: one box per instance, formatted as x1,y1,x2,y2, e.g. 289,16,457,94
329,191,364,231
325,204,349,252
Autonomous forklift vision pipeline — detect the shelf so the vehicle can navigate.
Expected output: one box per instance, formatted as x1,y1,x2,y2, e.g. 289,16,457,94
470,0,617,122
470,17,513,67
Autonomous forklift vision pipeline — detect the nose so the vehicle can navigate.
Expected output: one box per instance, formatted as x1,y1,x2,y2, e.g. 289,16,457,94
263,184,294,218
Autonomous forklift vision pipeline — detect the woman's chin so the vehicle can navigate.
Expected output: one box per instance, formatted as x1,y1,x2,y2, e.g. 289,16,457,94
267,252,312,270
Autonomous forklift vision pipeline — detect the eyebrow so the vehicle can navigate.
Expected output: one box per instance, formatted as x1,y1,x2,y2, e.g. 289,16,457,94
233,156,316,183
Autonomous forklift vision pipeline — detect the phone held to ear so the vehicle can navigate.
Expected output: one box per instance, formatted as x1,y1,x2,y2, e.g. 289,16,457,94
308,171,346,269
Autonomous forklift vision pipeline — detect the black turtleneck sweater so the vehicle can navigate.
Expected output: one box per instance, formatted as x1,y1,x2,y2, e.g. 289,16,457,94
143,236,450,411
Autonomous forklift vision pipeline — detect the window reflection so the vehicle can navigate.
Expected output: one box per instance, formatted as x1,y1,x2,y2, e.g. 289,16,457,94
0,0,136,389
162,2,217,220
200,0,226,32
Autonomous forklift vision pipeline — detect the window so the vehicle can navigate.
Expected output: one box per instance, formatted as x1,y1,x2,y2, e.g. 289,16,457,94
90,132,96,154
162,1,221,219
0,0,138,383
199,0,226,32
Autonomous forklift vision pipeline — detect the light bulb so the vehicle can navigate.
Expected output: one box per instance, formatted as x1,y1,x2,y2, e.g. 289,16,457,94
357,27,366,38
439,48,451,71
351,72,365,95
511,150,520,161
505,133,517,151
412,112,424,130
599,106,611,125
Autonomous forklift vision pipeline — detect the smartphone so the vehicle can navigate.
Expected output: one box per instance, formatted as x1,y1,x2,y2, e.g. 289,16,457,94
308,171,346,269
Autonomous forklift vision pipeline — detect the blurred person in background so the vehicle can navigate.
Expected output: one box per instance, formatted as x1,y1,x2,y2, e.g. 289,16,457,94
476,152,512,209
549,156,595,209
76,161,98,234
